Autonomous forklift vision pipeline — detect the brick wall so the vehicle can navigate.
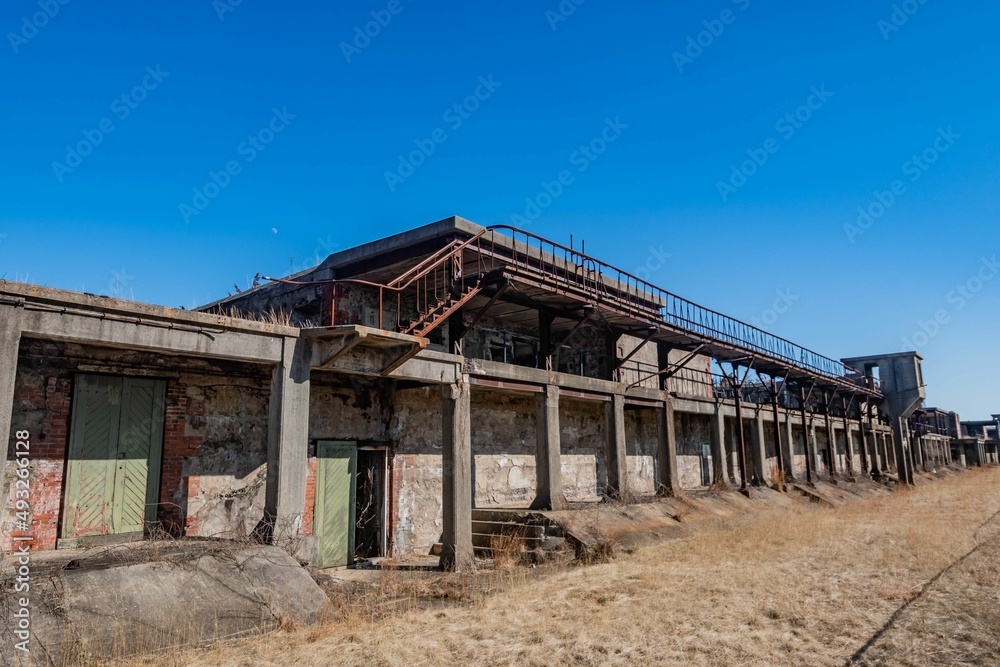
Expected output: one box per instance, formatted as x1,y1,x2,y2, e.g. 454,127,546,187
3,340,271,554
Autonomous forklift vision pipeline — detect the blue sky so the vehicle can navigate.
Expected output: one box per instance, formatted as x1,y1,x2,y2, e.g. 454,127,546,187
1,0,998,417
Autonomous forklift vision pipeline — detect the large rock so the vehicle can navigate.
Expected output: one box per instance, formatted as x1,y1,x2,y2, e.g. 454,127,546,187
1,540,328,666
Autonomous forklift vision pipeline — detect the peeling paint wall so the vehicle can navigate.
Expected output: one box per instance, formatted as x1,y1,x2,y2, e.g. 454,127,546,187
676,412,712,489
625,408,657,496
470,390,537,509
389,386,444,557
2,340,272,552
560,398,606,502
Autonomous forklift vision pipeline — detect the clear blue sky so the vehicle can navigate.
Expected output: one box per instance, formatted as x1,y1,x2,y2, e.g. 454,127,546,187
2,1,998,417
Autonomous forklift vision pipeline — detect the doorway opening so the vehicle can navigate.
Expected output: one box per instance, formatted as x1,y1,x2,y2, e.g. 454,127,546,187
355,447,387,560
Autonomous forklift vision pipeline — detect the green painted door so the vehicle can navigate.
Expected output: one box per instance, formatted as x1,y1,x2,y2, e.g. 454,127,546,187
315,441,357,568
62,375,166,540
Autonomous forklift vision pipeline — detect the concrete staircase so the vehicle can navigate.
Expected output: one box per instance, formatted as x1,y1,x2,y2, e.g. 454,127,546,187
432,509,572,563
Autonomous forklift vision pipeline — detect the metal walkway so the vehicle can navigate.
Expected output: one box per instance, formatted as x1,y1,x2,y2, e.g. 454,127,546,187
319,224,881,400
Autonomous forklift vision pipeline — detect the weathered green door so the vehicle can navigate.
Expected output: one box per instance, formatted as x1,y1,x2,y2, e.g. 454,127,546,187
62,375,166,540
315,441,357,568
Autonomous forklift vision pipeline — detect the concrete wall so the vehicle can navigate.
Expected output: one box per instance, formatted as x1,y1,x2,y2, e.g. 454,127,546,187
470,390,537,509
625,407,658,497
676,411,712,489
388,386,447,557
560,398,607,502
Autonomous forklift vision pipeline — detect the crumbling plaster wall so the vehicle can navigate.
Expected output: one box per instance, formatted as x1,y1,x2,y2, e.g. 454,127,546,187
470,390,537,509
676,411,712,490
560,398,607,502
625,407,658,496
389,386,445,557
2,340,272,553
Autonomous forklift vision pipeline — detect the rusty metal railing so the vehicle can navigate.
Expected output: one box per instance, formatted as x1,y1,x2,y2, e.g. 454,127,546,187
319,224,875,393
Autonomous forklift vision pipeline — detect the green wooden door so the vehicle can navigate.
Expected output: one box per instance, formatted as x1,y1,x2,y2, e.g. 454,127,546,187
315,441,357,568
62,375,166,540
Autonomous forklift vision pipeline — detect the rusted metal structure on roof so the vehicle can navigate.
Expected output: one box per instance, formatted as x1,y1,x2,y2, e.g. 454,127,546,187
271,223,882,402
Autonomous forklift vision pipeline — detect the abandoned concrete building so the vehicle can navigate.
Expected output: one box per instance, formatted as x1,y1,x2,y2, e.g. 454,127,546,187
1,217,996,570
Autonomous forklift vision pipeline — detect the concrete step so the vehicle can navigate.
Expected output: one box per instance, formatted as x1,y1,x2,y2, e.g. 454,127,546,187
472,520,546,538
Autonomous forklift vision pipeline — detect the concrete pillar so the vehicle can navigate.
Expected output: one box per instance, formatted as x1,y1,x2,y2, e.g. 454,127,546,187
751,411,767,485
657,398,680,496
606,394,628,499
783,410,797,480
710,405,728,485
533,385,566,511
0,311,23,512
825,414,837,475
809,419,819,475
264,337,312,544
441,380,474,572
891,417,914,484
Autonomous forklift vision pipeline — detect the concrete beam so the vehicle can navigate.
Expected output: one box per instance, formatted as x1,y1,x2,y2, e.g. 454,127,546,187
441,380,474,572
657,398,680,496
532,385,567,511
606,394,628,499
19,309,284,364
262,337,312,545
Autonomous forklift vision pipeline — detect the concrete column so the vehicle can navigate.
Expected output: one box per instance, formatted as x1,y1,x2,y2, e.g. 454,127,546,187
751,411,767,485
606,394,628,499
657,398,680,496
891,417,914,484
264,336,312,543
533,385,566,511
825,414,837,475
0,311,23,510
441,380,474,572
783,410,797,480
710,405,728,485
809,419,819,475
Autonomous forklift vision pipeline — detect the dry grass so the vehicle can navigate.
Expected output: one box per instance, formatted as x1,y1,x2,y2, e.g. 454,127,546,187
218,305,294,327
117,469,1000,667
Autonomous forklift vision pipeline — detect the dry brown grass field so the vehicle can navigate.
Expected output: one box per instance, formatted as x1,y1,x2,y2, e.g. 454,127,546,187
119,468,1000,667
